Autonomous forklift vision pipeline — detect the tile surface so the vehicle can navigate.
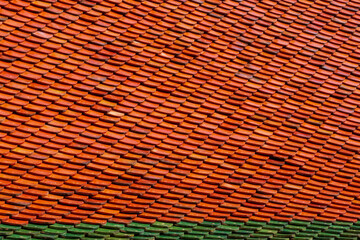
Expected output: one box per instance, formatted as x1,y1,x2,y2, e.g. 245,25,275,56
1,0,360,238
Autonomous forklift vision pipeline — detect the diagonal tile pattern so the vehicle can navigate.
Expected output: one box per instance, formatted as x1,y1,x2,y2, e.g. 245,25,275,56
1,0,360,233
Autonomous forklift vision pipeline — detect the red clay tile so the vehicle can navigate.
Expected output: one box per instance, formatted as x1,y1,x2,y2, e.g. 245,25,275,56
0,0,359,229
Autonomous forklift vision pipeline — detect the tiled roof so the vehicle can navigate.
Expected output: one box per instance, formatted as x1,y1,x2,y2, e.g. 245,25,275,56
1,0,360,238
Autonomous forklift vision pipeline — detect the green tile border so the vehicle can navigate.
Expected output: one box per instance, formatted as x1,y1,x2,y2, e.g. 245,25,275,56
0,219,360,239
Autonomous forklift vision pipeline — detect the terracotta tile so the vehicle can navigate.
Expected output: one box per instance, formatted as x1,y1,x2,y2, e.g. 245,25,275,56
0,0,359,229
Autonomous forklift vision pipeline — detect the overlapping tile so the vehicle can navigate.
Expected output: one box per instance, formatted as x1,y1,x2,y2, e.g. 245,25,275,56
1,0,360,238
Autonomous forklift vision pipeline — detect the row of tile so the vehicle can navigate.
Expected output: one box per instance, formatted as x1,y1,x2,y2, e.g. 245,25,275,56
1,0,360,227
1,220,360,240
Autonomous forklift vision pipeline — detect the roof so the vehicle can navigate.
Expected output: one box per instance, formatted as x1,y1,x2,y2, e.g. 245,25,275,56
1,0,360,238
